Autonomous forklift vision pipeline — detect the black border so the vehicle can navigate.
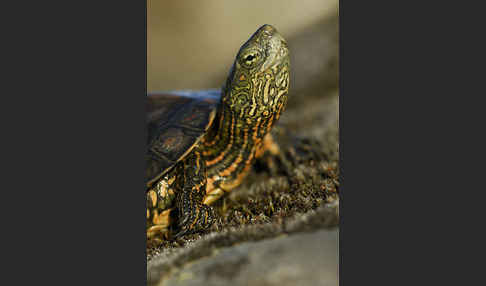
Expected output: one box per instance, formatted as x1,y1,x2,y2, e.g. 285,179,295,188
3,1,147,285
339,0,463,285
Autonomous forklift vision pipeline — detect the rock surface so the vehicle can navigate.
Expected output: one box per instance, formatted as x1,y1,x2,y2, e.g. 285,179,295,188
148,204,339,286
159,229,338,286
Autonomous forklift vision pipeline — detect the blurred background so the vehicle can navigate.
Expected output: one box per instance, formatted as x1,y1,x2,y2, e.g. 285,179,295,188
148,0,338,102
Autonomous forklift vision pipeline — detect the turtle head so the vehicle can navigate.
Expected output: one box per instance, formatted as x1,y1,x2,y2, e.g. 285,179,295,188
223,24,290,121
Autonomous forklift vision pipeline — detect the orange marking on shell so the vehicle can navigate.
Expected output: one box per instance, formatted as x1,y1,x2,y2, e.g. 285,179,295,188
202,98,217,104
239,75,245,81
164,137,176,146
183,113,198,122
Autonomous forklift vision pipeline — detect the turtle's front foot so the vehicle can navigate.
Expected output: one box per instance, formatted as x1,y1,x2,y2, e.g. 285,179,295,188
174,150,215,238
174,204,215,238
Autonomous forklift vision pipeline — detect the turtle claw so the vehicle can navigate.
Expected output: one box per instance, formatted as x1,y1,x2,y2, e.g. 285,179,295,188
173,228,189,239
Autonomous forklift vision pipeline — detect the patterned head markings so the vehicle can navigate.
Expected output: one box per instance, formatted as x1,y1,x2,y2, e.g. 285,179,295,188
222,24,290,120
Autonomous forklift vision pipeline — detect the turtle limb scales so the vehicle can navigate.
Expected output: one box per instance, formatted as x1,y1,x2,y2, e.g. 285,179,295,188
174,149,215,237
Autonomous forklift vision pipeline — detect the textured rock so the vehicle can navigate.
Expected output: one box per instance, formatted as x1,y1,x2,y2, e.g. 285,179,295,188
160,229,338,286
148,204,339,286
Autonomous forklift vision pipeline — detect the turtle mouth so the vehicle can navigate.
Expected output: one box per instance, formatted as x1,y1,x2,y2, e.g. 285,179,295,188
261,32,289,71
255,24,287,49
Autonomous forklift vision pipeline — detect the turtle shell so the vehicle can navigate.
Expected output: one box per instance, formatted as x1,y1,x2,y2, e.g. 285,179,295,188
146,89,221,187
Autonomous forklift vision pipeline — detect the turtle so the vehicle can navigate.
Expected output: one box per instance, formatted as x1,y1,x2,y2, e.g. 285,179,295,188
146,24,290,240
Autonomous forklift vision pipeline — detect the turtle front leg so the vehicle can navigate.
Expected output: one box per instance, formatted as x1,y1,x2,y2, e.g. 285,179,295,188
174,150,215,237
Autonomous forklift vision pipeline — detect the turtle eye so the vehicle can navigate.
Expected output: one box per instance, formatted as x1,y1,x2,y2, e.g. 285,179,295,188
242,52,260,67
244,54,255,62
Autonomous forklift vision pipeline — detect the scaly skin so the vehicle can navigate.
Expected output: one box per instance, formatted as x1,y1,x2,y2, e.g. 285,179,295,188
202,25,290,204
147,24,290,240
